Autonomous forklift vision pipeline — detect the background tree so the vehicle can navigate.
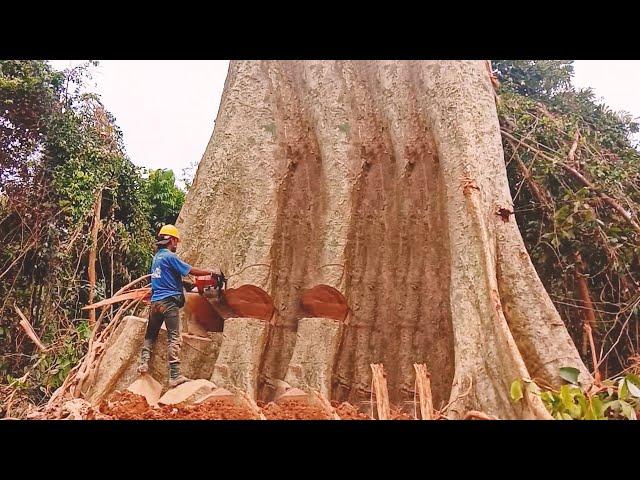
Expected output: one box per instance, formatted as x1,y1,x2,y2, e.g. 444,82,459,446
495,60,640,382
0,61,185,414
145,168,186,235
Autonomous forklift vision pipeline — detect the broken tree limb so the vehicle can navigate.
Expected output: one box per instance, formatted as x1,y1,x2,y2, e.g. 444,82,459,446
13,304,47,352
44,275,151,410
568,129,580,167
413,364,434,420
505,138,554,214
573,252,598,357
81,288,151,310
370,364,390,420
501,129,640,234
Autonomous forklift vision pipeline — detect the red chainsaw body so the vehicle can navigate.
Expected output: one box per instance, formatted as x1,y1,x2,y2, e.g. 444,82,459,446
194,275,221,294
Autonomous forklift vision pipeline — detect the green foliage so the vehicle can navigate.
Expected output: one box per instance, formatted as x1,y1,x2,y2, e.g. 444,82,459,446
0,61,183,406
494,60,640,378
494,60,573,102
511,368,640,420
145,168,185,235
558,367,581,385
509,379,523,402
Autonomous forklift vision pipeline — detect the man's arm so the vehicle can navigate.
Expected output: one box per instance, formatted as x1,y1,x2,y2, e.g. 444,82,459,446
170,254,220,278
189,266,221,276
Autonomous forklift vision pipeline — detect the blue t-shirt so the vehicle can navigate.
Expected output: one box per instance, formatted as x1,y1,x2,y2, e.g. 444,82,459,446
150,248,193,302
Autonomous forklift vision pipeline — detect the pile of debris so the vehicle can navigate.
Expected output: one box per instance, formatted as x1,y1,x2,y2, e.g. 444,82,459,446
99,391,259,420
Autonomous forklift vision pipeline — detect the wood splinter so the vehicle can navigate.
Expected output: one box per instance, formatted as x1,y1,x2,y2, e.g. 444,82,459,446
370,364,390,420
414,363,434,420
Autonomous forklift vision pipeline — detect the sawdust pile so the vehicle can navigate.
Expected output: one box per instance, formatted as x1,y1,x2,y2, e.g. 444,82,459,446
29,392,403,420
98,391,259,420
258,400,332,420
331,401,370,420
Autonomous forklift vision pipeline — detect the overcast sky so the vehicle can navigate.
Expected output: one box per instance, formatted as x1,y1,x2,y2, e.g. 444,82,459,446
49,60,640,184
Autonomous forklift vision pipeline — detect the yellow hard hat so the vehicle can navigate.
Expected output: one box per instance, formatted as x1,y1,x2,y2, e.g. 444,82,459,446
158,224,180,240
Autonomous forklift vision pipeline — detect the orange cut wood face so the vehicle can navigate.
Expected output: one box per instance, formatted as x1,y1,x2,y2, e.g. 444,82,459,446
223,285,274,321
300,285,348,321
184,292,225,331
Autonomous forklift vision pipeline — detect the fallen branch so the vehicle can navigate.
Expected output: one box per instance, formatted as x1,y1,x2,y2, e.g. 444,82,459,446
14,304,47,352
45,275,150,411
81,288,150,310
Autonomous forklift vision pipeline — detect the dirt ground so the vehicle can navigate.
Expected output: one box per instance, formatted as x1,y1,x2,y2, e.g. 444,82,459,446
259,400,332,420
91,391,382,420
331,401,371,420
97,391,259,420
26,390,415,420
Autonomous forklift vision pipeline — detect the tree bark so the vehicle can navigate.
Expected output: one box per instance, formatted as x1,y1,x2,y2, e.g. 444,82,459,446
177,61,591,418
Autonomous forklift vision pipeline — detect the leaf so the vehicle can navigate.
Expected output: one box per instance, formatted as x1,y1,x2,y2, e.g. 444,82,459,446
590,396,605,420
510,379,523,402
559,367,581,385
540,391,555,405
619,378,629,401
576,394,588,417
620,400,637,420
626,379,640,399
625,373,640,387
560,385,573,408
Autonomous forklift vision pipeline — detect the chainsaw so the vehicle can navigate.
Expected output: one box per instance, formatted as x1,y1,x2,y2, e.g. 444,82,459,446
194,272,227,302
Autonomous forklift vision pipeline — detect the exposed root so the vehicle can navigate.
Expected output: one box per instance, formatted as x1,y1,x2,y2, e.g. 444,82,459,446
464,410,497,420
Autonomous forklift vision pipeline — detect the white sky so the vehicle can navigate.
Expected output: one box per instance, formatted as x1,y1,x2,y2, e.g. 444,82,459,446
49,60,640,184
49,60,230,184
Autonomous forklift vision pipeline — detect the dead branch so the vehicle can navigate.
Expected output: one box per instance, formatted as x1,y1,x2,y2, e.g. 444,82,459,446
13,304,47,352
87,189,102,326
81,288,150,310
568,129,580,167
505,138,554,214
501,129,640,234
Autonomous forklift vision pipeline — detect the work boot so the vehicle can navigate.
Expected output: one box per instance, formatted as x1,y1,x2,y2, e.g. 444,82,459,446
168,375,191,388
168,362,190,388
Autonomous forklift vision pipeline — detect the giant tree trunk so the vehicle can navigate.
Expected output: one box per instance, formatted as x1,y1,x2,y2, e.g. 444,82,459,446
176,61,591,419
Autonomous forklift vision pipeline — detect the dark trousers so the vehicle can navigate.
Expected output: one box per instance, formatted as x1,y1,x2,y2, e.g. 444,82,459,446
140,297,182,378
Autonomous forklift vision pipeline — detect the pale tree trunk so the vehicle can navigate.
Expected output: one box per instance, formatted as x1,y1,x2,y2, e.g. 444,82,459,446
176,61,591,419
87,189,102,326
